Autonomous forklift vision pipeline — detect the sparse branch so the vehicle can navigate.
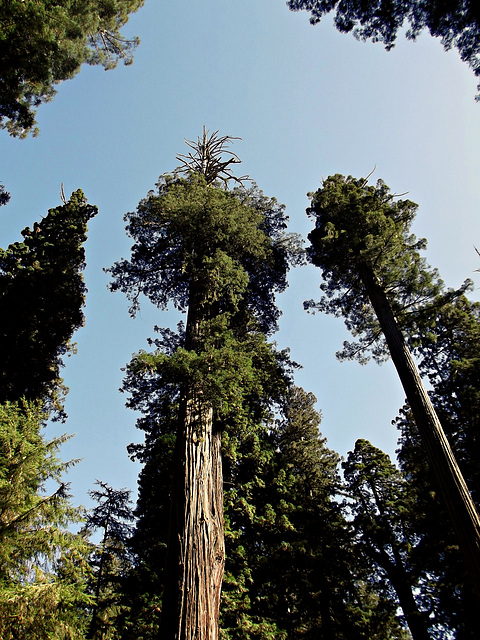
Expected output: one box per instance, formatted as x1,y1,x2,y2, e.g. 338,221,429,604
359,165,377,188
175,126,250,186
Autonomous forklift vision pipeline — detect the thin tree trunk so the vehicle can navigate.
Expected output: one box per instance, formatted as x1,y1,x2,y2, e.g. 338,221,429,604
362,481,430,639
373,546,431,640
368,485,431,640
88,510,111,639
360,265,480,603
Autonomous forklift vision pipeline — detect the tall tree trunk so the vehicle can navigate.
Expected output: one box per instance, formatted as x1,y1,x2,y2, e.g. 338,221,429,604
160,284,225,640
360,265,480,603
160,394,224,640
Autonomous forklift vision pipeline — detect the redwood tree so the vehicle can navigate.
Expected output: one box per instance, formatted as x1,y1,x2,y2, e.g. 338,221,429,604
108,131,298,639
304,173,480,603
394,294,480,635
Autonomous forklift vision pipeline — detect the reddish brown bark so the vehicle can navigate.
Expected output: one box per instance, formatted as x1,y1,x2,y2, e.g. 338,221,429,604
160,281,225,640
160,391,225,640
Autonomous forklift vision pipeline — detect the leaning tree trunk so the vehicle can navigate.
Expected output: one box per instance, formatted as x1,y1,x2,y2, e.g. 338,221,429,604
159,285,225,640
360,265,480,604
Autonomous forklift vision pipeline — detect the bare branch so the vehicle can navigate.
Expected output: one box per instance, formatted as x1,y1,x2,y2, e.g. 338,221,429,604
175,126,250,186
359,165,377,188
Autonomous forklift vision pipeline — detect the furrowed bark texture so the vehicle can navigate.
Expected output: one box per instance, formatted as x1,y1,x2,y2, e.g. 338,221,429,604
160,393,225,640
160,284,225,640
360,265,480,603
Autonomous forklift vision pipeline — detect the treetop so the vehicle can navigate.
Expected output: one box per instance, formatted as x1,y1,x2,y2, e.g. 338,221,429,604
305,174,455,363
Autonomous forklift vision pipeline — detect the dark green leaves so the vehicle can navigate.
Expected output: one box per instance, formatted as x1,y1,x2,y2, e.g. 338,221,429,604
0,0,145,136
0,401,92,638
108,174,295,335
0,190,97,415
306,174,448,363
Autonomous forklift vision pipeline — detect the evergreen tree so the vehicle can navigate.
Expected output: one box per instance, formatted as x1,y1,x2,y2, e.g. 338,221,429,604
0,400,92,639
270,388,359,639
343,439,431,640
108,130,299,640
413,295,480,501
0,0,146,137
242,386,346,638
304,173,480,603
121,325,293,640
395,407,476,639
84,481,135,640
223,386,407,639
287,0,480,99
0,190,98,416
0,188,98,637
120,343,178,639
394,295,480,637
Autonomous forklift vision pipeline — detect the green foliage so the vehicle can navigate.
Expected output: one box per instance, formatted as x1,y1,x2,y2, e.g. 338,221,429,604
287,0,480,99
222,387,407,639
395,405,474,639
83,481,135,640
113,167,414,637
0,0,146,136
121,325,293,637
0,400,92,639
109,166,301,636
0,189,97,636
0,189,97,416
414,295,480,500
343,439,432,639
305,173,466,363
108,173,300,335
394,295,480,637
306,174,480,634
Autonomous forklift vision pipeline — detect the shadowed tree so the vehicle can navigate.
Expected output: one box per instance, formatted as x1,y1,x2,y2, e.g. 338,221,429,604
84,481,135,639
225,387,408,639
0,190,97,416
0,183,9,206
413,295,480,503
304,173,480,603
0,187,97,636
343,439,431,640
393,295,480,637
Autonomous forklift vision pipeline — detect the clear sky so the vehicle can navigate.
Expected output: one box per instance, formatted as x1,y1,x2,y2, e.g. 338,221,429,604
1,0,479,510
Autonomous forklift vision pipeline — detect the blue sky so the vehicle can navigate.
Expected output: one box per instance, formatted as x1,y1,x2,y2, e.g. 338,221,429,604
1,0,479,509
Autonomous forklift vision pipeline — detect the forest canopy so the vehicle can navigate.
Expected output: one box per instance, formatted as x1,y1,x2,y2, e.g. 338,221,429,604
0,0,145,137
